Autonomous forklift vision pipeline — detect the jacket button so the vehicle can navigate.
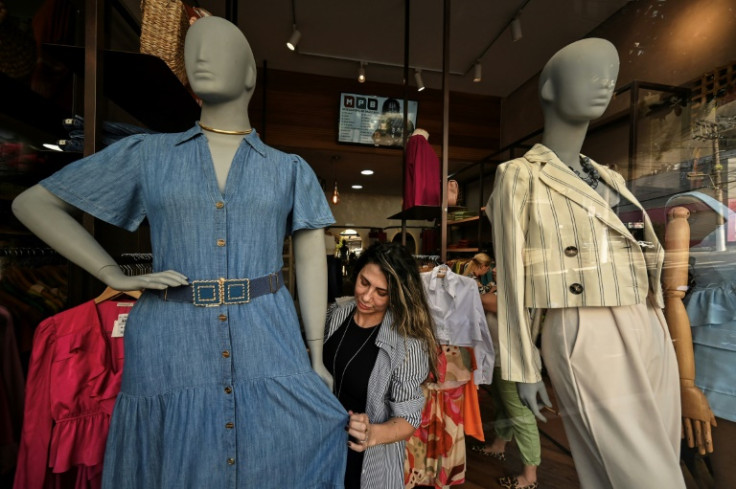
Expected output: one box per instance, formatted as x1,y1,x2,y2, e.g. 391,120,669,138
224,386,233,394
227,458,235,465
564,246,578,257
225,422,234,429
569,283,584,295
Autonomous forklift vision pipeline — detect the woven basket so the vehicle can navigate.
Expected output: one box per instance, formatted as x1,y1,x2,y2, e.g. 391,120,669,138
140,0,189,85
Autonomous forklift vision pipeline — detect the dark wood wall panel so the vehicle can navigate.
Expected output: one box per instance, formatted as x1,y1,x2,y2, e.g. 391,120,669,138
251,68,501,163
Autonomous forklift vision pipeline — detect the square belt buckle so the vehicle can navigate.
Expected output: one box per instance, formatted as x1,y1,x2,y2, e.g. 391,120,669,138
191,278,250,307
223,278,250,305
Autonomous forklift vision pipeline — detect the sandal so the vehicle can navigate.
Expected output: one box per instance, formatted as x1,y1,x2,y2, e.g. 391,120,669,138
470,444,506,461
498,475,538,489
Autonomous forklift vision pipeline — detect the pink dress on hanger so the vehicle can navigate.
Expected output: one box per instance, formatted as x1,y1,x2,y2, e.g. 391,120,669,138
14,299,132,489
403,133,440,210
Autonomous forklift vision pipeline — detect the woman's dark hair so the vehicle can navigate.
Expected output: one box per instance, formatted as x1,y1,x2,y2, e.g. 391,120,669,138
351,242,438,376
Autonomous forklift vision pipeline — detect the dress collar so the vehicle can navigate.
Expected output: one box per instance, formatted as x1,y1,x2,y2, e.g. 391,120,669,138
172,124,267,158
425,265,458,297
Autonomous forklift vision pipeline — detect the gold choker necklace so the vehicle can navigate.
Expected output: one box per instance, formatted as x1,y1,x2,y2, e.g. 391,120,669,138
198,121,252,135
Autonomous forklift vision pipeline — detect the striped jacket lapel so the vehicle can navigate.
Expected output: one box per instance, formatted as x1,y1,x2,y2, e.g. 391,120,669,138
604,165,665,303
527,144,664,307
533,147,637,244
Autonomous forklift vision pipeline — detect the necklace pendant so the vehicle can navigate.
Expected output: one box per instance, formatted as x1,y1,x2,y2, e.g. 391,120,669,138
569,156,601,190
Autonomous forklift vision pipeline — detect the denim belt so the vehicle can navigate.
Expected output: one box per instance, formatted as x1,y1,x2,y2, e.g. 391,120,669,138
156,271,283,307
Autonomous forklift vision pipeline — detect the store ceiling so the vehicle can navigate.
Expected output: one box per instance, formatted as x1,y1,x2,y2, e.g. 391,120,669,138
235,0,631,197
125,0,632,197
212,0,631,97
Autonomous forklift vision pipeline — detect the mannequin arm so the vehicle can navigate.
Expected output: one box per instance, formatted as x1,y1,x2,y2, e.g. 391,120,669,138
662,206,716,455
293,228,333,388
517,381,552,422
12,185,188,290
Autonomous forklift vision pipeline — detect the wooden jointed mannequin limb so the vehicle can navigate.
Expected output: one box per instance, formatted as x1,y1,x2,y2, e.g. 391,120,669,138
662,206,717,455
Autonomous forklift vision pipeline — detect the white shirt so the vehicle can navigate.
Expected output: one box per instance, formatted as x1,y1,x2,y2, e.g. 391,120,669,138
421,266,495,384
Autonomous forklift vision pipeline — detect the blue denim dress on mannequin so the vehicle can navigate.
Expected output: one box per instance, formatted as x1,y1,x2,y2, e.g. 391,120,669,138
41,125,348,489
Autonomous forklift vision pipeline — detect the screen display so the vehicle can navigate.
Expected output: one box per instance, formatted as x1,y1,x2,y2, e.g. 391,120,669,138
338,93,418,148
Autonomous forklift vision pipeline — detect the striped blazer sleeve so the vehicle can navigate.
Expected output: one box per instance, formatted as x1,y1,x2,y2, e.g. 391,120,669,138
387,337,428,428
487,161,543,383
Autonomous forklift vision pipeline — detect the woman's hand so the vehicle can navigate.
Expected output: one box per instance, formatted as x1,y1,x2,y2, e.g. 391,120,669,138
346,411,373,452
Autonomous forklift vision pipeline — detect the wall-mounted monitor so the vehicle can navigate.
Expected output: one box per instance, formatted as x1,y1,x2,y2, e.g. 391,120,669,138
338,93,418,148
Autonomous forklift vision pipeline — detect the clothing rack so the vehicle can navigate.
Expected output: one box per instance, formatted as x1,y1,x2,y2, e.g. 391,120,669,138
119,252,153,261
413,254,441,265
414,254,441,273
0,247,62,257
0,247,67,269
118,252,153,276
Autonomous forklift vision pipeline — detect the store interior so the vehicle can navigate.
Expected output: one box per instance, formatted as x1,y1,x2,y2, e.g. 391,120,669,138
2,0,736,488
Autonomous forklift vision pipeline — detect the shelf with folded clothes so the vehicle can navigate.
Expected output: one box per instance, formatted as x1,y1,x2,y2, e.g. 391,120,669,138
54,114,159,153
41,44,200,133
0,72,70,143
0,146,81,182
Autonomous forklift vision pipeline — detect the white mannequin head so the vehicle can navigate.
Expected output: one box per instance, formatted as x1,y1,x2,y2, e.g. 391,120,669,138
539,38,619,124
184,16,256,104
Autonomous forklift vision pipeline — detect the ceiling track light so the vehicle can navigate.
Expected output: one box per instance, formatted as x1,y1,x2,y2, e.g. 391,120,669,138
510,15,523,42
464,0,530,76
473,61,482,83
358,61,366,83
414,69,425,92
286,24,301,51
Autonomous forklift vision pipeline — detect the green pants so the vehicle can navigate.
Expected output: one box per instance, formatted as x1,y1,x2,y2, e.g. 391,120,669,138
490,367,542,466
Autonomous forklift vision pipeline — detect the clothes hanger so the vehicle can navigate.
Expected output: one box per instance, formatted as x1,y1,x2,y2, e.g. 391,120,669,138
94,286,142,304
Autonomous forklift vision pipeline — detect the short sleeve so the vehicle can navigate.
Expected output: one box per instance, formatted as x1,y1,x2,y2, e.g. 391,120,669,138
40,135,147,232
289,155,335,233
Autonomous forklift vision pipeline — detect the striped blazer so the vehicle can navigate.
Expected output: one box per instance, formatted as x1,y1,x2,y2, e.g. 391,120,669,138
485,144,665,383
325,299,429,489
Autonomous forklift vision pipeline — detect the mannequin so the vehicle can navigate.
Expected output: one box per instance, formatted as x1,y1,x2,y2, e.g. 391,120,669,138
486,38,687,488
664,198,732,487
13,16,346,488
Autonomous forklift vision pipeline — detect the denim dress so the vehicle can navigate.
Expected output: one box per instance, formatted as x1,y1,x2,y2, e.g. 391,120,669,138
41,126,348,488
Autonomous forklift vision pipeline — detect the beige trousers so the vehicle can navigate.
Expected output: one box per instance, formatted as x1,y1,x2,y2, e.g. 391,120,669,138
541,302,685,489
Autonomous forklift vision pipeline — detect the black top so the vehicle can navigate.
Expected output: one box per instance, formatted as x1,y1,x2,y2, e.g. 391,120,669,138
324,312,381,489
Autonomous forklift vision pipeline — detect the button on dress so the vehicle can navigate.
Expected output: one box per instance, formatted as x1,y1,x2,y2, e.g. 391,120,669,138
41,126,348,489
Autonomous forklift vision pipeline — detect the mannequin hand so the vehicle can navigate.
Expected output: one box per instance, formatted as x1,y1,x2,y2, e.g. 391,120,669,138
681,382,717,455
97,266,189,291
309,357,334,390
517,381,553,422
346,411,372,452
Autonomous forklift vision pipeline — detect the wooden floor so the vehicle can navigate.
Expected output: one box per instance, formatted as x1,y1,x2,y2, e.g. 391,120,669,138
456,383,580,489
